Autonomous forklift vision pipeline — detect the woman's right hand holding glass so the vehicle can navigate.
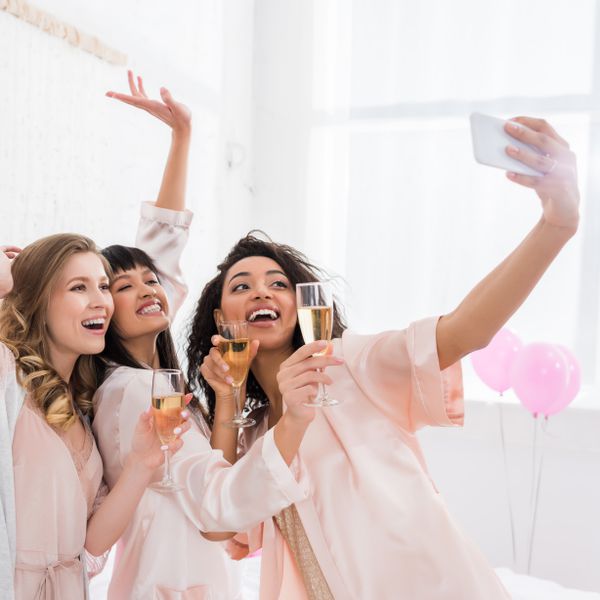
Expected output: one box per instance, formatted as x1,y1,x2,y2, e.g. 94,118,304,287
277,341,344,423
200,335,260,400
127,405,191,475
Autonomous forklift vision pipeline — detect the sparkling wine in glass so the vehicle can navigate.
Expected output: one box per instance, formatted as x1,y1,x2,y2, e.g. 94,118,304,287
149,369,185,493
296,282,340,407
218,320,256,428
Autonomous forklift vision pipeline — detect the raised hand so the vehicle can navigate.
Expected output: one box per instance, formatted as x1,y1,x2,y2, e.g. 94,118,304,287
504,117,579,231
106,70,191,134
1,245,21,260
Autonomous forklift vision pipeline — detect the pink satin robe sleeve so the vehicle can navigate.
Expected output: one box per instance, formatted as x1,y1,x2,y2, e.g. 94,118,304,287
244,317,509,600
135,201,193,317
96,368,307,531
92,366,308,598
341,315,464,431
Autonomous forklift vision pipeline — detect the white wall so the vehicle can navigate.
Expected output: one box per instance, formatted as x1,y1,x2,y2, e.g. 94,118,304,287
0,0,256,352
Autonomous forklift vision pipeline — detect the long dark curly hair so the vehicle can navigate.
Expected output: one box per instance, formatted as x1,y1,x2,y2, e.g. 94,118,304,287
186,233,347,426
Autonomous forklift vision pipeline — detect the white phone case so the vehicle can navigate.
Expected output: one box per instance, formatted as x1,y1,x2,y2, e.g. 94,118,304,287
470,112,541,176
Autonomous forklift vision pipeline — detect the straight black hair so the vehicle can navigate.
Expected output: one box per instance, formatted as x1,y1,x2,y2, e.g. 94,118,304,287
92,245,205,418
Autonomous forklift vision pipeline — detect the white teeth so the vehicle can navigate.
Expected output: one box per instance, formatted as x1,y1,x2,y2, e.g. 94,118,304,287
248,309,278,322
82,318,105,327
139,302,162,315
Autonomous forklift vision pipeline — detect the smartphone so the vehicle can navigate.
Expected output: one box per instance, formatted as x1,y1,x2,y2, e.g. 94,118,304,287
470,112,542,176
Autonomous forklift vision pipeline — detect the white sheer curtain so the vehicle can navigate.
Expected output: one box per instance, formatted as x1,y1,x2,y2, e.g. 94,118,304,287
292,0,599,404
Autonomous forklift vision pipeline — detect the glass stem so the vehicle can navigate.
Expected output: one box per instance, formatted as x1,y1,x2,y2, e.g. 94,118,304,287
232,385,242,421
317,368,328,401
162,448,170,483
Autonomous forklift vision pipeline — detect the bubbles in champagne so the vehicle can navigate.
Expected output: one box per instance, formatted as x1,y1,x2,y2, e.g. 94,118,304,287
219,338,251,387
152,394,185,444
297,306,332,355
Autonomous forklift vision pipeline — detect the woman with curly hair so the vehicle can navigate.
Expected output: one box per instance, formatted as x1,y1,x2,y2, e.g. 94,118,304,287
0,234,187,600
187,117,580,599
90,73,314,599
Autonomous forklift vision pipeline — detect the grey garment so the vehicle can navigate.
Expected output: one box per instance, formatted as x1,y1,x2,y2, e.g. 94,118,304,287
0,349,25,600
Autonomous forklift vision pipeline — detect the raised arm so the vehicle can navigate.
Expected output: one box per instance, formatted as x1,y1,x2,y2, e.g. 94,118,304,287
436,117,579,370
107,70,191,212
107,72,193,316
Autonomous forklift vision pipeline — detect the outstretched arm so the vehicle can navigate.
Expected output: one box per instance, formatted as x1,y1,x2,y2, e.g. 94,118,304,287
106,70,191,212
436,117,579,370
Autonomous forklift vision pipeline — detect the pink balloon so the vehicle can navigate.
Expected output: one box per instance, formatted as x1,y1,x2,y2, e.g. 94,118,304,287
544,345,581,416
510,343,570,417
470,328,524,393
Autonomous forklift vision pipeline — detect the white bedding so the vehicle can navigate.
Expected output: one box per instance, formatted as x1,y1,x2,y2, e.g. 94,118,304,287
90,553,600,599
495,568,600,600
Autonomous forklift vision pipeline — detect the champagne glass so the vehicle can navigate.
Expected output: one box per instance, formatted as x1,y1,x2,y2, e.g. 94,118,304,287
149,369,185,493
218,320,255,428
296,281,340,407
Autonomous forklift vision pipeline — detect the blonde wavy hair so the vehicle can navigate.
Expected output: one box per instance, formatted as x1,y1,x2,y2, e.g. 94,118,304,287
0,233,110,430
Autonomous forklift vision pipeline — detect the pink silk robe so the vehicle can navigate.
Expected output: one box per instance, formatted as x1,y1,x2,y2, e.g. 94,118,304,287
8,341,103,600
92,202,308,599
93,367,307,599
241,317,511,600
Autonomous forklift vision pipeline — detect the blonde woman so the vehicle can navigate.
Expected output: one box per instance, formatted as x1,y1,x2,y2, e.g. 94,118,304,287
0,234,187,600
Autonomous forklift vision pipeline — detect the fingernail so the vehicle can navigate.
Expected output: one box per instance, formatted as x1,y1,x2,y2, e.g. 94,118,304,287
507,172,517,179
160,445,168,451
508,121,521,131
173,427,182,435
507,144,519,153
317,340,328,348
180,410,189,418
221,363,230,372
225,376,234,385
334,358,345,364
211,336,218,344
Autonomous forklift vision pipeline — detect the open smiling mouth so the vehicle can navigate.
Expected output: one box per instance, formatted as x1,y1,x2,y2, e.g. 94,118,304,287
247,308,280,323
137,301,163,316
82,318,106,331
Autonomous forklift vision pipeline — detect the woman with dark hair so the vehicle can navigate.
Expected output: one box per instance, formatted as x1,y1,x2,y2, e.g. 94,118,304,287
187,117,580,599
188,233,347,426
90,74,316,599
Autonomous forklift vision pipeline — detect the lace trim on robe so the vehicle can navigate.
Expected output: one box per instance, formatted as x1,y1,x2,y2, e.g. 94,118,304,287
274,505,334,600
